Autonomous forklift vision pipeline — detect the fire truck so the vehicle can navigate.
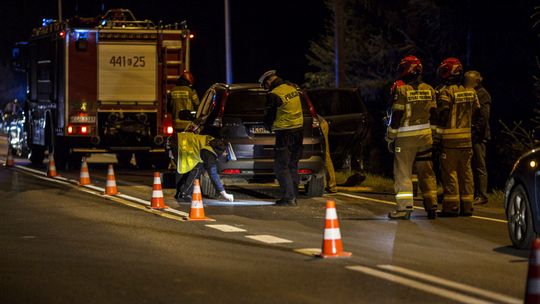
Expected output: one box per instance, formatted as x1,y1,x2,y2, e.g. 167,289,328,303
13,9,190,169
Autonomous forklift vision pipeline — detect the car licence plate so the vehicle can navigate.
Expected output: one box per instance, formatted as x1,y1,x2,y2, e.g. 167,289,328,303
249,125,272,134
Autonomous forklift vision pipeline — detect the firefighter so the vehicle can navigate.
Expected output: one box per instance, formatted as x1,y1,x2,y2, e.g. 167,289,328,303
437,58,480,217
318,114,337,193
386,55,439,220
259,70,304,206
169,71,200,130
464,70,491,205
166,132,234,203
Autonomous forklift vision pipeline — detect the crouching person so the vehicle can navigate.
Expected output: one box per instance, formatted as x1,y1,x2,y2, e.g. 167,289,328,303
167,132,234,203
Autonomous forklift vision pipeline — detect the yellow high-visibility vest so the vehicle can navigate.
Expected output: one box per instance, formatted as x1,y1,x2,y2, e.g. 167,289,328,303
176,132,216,174
271,84,303,131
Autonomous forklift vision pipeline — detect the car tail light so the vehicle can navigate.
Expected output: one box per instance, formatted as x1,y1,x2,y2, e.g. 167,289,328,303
298,169,313,174
213,90,230,127
222,169,241,175
302,92,320,128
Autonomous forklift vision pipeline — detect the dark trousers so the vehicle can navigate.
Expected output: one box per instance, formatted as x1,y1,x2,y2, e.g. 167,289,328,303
274,128,304,200
175,163,204,199
473,142,488,200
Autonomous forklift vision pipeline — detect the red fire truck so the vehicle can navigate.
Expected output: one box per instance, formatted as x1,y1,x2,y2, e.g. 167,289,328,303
13,9,190,169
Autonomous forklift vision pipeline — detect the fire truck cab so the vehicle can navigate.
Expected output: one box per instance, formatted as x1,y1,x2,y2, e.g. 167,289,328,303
13,9,189,169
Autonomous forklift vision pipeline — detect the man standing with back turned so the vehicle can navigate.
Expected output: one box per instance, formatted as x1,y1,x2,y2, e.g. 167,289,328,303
260,70,304,206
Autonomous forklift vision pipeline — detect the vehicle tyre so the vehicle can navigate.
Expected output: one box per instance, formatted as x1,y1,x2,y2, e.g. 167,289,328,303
29,144,45,167
200,172,218,198
306,175,325,197
116,152,133,168
507,184,537,249
135,152,153,170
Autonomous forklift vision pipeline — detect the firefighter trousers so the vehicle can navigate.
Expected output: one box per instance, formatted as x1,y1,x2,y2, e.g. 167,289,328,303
394,144,438,211
441,147,474,214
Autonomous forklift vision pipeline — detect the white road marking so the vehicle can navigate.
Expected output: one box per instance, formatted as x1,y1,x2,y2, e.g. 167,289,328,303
333,192,508,223
378,265,521,304
346,265,494,304
294,248,321,256
206,224,247,232
245,235,293,244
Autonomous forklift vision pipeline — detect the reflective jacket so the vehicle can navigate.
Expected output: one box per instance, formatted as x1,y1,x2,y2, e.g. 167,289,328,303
387,81,437,147
176,132,216,174
437,84,480,148
269,83,303,131
170,86,200,118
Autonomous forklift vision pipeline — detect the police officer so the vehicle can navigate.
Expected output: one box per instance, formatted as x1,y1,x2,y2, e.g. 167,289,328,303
437,58,480,217
464,71,491,205
386,56,439,220
259,70,304,206
169,71,200,130
167,132,234,203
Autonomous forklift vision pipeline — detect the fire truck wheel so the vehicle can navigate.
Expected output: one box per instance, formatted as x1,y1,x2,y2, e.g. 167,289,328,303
29,144,45,167
116,152,134,168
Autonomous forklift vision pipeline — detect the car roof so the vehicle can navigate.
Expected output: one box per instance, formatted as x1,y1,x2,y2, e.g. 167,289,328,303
213,83,265,92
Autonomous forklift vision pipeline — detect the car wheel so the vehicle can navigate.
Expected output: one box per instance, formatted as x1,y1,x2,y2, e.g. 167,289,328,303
507,184,537,249
200,172,218,198
306,175,325,197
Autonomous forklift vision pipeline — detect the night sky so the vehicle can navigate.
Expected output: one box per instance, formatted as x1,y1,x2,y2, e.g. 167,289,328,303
0,0,537,121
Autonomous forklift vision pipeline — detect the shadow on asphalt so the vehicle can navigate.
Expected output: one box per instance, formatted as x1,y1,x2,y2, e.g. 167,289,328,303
493,245,529,259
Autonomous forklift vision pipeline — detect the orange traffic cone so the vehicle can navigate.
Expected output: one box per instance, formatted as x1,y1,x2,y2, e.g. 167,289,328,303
47,152,58,177
150,172,166,209
318,200,352,258
104,164,118,195
526,238,540,303
188,179,210,221
5,147,14,167
79,157,91,185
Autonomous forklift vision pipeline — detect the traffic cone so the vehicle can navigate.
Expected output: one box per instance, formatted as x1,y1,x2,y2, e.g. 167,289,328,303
79,157,91,185
318,200,352,258
526,238,540,303
47,152,57,177
5,147,14,167
104,164,118,195
150,172,166,209
188,179,210,221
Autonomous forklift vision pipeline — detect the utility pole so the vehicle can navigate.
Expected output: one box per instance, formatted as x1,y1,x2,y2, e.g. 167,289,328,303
225,0,233,84
334,0,345,88
58,0,63,22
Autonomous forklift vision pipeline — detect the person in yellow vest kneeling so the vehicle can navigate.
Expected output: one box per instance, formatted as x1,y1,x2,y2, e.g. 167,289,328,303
166,132,234,203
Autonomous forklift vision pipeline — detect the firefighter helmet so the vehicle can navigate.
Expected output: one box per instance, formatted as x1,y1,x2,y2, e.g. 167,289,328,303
397,56,423,78
437,58,463,80
390,79,406,96
180,71,194,86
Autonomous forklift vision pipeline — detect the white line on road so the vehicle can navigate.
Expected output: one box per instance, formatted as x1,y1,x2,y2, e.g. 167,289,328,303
206,224,247,232
378,265,521,304
346,265,494,304
245,235,293,244
333,192,508,223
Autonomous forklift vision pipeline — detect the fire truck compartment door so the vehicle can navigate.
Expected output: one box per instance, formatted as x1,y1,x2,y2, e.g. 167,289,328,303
98,43,157,102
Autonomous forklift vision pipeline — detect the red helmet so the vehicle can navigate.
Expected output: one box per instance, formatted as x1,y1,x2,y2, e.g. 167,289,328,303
397,55,423,78
180,71,194,85
390,79,405,96
437,58,463,79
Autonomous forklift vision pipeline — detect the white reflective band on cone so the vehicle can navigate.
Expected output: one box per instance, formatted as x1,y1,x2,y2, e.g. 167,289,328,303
106,180,116,186
324,228,342,240
81,172,89,178
153,177,161,184
193,185,201,193
325,208,338,220
192,201,203,208
152,191,163,198
528,278,540,294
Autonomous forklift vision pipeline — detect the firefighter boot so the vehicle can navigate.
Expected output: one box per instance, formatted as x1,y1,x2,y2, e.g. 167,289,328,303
423,201,437,220
460,201,474,217
388,207,413,220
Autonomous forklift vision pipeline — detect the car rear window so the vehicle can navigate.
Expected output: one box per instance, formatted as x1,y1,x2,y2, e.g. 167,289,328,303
306,90,365,116
224,91,312,117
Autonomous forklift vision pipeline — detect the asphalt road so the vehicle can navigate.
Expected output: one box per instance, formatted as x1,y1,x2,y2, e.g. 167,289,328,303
0,138,530,304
